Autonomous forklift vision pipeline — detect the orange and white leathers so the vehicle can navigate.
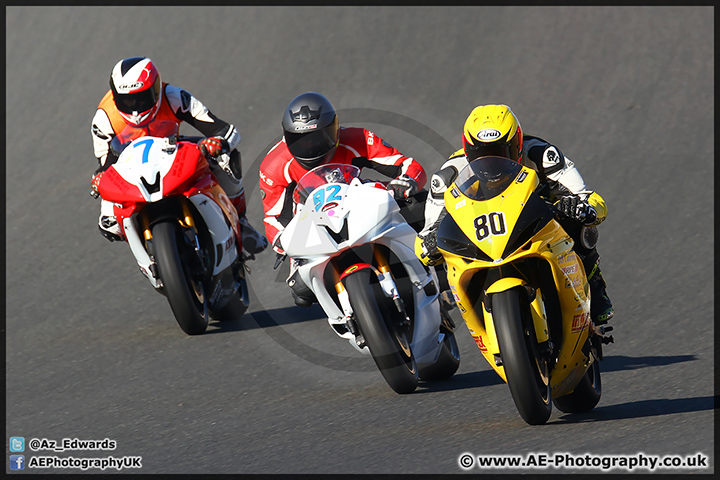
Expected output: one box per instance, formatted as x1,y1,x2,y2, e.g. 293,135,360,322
91,83,243,235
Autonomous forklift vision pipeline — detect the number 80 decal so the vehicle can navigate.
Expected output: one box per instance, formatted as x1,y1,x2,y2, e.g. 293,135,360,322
474,212,507,240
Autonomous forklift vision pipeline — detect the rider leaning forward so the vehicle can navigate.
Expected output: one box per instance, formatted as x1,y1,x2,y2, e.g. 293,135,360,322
90,56,268,255
258,92,428,307
415,104,614,325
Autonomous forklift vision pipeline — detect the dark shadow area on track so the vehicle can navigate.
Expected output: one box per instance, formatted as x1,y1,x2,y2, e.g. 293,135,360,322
550,395,716,424
203,305,327,334
599,354,698,373
415,354,700,395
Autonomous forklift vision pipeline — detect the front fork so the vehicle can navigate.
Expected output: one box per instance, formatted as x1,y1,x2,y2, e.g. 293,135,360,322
139,202,209,285
332,245,411,348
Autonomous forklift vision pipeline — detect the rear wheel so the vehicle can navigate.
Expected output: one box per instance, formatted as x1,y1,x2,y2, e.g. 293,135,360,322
418,331,460,381
494,288,552,425
344,269,418,394
210,267,250,322
553,358,602,413
152,221,208,335
419,307,460,381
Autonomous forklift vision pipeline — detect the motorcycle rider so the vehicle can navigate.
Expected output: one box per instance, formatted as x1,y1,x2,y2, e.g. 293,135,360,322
415,104,614,324
259,91,428,307
90,56,268,255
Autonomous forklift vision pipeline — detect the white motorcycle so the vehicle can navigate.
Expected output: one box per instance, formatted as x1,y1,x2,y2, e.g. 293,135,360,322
278,164,460,393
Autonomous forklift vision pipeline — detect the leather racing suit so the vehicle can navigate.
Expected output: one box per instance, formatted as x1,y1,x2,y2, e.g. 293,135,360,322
91,83,266,253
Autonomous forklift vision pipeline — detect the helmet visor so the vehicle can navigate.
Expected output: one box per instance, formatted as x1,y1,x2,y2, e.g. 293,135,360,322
285,121,339,161
466,131,521,162
115,77,161,115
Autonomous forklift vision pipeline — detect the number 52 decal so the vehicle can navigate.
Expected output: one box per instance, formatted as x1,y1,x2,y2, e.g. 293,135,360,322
474,212,507,240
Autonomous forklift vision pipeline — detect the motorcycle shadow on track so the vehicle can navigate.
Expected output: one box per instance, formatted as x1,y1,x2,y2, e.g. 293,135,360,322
414,354,700,396
599,354,697,372
552,395,714,424
414,370,505,393
545,353,707,424
201,305,326,334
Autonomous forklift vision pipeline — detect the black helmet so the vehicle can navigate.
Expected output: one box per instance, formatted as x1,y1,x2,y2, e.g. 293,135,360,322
282,92,339,170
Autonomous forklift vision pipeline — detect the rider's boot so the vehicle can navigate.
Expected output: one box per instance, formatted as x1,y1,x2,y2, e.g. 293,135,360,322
98,200,124,242
230,192,269,256
211,149,269,256
587,261,614,325
287,261,317,308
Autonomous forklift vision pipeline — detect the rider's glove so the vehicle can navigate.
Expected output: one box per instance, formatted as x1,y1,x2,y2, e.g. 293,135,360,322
272,235,288,269
415,231,443,267
387,174,418,199
272,235,285,255
90,171,103,199
198,136,228,160
556,195,597,224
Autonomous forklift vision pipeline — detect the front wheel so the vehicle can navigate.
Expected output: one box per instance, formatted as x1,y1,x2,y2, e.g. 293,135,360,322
493,288,552,425
553,358,602,413
152,221,209,335
344,269,418,394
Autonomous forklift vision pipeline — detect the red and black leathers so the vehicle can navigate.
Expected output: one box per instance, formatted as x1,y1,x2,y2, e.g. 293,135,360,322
259,126,427,250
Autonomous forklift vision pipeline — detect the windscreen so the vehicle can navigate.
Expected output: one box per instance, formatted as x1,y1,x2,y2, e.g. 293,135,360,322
454,156,523,201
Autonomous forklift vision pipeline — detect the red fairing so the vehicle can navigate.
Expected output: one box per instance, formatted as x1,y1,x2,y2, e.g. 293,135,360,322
97,168,145,203
161,143,206,196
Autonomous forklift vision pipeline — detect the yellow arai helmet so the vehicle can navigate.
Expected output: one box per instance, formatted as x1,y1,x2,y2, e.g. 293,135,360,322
462,104,523,163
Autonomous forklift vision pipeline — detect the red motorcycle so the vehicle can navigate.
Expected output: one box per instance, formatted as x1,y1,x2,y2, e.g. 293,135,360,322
93,120,249,335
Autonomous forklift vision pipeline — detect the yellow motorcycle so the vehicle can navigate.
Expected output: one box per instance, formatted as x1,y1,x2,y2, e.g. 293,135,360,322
434,156,613,425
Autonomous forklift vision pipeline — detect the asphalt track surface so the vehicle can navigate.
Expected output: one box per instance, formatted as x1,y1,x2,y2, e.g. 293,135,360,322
5,6,714,475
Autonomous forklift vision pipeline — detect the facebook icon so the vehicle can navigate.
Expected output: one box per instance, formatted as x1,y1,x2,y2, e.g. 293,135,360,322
10,455,25,470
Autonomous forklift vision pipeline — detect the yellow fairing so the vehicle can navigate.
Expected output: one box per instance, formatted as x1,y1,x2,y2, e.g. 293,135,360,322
440,163,593,397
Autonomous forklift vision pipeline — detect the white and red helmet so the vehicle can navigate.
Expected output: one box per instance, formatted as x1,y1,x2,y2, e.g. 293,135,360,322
109,57,162,126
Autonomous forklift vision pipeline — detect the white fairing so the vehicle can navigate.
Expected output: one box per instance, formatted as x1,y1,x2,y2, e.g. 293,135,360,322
188,194,238,274
124,216,161,288
114,136,176,203
280,176,445,368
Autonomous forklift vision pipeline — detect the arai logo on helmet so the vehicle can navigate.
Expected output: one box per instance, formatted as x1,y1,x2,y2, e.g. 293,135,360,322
118,81,144,91
477,128,502,141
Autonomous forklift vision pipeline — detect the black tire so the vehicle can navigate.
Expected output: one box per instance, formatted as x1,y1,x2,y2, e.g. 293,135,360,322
152,221,208,335
210,269,249,322
211,292,248,322
344,269,418,394
419,331,460,381
493,288,552,425
553,358,602,413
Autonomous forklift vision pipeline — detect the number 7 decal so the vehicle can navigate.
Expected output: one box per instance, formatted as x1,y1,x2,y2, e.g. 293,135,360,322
133,138,155,164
